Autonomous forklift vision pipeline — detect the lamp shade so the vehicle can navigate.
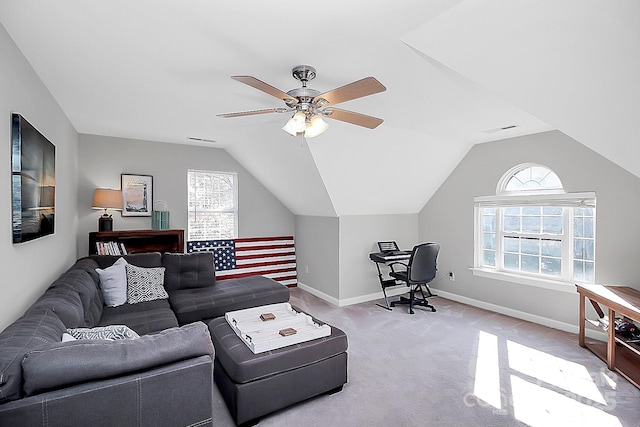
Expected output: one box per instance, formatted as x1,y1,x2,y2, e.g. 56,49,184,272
304,115,329,138
92,188,123,210
282,111,307,136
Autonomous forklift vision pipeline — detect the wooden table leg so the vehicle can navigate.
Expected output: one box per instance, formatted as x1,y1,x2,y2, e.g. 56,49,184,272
578,294,586,347
607,308,616,370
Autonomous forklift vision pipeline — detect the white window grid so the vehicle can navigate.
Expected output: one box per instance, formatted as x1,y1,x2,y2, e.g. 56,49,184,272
476,201,596,283
187,170,238,240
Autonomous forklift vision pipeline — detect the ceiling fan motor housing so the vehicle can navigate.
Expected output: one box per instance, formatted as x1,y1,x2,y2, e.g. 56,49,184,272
291,65,316,85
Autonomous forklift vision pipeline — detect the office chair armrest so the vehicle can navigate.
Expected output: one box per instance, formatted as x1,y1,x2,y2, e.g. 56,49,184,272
387,261,407,272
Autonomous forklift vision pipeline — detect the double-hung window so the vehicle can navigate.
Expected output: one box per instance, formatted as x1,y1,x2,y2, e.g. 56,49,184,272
187,170,238,240
474,164,595,287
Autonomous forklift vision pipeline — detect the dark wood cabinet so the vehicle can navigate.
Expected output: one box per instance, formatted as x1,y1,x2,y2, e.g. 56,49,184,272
89,229,184,255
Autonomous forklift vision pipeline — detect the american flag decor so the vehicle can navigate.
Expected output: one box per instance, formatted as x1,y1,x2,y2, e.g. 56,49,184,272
187,236,297,287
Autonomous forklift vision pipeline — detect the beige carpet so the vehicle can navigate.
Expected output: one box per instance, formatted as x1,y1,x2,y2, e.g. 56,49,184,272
212,288,640,427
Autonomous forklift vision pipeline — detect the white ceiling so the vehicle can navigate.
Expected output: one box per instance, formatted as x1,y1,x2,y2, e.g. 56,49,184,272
1,1,638,216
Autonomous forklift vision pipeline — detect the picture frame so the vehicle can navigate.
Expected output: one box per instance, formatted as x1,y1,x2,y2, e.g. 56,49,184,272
121,174,152,216
11,113,56,243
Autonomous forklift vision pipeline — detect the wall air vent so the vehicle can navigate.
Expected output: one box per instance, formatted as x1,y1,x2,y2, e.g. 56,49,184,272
483,125,519,134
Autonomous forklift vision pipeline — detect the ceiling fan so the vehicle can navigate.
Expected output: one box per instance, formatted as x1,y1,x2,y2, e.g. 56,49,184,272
217,65,386,138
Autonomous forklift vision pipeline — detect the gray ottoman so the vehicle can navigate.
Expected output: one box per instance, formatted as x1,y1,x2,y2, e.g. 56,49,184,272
208,314,348,425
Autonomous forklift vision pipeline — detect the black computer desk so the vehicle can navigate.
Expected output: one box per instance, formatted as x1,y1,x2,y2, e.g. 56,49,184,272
369,250,411,310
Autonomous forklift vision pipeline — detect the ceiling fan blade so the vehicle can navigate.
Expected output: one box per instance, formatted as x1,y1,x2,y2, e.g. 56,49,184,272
231,76,298,105
217,108,279,118
313,77,386,106
323,108,384,129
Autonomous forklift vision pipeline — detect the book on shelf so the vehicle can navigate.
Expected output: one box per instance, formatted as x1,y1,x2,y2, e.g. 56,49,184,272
95,241,127,256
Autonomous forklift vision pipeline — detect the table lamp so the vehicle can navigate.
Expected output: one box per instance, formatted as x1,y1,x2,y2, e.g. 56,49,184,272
92,188,123,232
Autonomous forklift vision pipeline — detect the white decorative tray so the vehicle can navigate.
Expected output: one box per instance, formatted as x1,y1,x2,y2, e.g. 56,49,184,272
224,303,331,354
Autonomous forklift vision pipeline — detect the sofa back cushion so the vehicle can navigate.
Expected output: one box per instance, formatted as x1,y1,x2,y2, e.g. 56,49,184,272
21,322,214,396
0,309,66,403
90,252,162,270
30,266,101,329
162,252,215,292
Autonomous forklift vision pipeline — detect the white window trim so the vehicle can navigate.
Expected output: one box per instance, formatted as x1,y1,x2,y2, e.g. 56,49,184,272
473,191,596,291
470,267,578,294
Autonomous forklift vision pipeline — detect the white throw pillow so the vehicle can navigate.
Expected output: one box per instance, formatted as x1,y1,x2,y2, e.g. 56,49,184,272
96,257,128,307
126,264,168,304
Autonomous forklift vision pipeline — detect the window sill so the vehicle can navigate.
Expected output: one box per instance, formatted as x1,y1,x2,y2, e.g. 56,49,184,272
470,268,578,294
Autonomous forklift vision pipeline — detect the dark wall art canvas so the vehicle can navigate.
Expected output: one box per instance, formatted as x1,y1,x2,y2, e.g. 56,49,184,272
11,113,56,243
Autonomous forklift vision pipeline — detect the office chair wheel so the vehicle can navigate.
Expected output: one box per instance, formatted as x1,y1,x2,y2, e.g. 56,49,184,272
431,307,436,312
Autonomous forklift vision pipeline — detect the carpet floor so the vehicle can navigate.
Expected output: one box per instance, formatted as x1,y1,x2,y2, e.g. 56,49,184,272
212,287,640,427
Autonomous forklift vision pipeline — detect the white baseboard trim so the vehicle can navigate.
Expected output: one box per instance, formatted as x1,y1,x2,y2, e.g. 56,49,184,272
296,282,340,306
432,288,607,340
296,282,408,307
296,283,606,340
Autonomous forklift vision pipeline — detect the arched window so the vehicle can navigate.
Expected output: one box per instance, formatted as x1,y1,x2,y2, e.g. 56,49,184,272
474,164,596,287
499,163,563,194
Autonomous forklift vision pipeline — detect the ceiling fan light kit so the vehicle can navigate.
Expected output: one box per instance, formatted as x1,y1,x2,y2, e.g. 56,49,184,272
219,65,386,139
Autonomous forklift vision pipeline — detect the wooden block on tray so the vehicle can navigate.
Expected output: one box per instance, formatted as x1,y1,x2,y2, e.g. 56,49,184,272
260,313,276,321
279,328,297,336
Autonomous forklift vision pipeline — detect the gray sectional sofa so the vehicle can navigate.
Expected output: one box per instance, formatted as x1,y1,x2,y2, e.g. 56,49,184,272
0,251,289,426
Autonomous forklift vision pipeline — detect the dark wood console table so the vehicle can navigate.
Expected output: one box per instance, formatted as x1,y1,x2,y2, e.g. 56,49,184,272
89,229,184,255
576,283,640,388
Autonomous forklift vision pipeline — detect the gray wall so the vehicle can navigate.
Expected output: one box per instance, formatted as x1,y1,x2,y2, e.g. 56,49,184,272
77,134,294,257
339,214,418,302
295,216,340,300
295,214,419,305
419,130,640,329
0,24,79,330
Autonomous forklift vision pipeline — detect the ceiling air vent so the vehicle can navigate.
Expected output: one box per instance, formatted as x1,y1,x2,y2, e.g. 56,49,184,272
483,125,518,134
188,137,217,143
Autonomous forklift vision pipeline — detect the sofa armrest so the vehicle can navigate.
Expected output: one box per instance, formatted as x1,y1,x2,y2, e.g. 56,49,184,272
1,356,213,427
21,322,213,396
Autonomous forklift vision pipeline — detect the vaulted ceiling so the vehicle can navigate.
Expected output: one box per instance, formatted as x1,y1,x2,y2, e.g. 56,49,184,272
1,1,638,216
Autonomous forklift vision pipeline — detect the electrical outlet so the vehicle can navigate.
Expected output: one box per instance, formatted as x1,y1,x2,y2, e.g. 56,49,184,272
304,265,309,274
449,271,455,281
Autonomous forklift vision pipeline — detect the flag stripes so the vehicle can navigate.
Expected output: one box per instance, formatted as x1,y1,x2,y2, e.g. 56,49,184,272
187,236,297,287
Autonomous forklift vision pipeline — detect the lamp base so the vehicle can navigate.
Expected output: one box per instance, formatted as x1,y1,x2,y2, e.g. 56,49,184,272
98,215,113,232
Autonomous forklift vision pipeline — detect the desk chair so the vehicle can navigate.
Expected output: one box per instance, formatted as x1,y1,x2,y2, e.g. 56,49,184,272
389,242,439,314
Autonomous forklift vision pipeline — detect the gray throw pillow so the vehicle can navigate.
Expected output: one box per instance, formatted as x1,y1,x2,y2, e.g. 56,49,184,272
126,264,168,304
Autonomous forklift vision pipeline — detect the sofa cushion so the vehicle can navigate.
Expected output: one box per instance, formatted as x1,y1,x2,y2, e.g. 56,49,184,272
21,322,214,396
29,284,86,329
42,266,103,328
0,309,66,403
90,252,162,269
162,252,215,292
66,325,140,341
99,299,178,335
71,258,105,327
96,257,128,307
168,275,290,324
125,264,168,304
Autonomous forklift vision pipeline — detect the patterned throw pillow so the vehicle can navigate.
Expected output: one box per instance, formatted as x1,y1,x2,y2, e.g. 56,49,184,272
66,325,140,340
125,264,168,304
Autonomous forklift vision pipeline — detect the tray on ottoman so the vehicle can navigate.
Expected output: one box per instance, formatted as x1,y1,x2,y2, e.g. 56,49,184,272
225,303,331,354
